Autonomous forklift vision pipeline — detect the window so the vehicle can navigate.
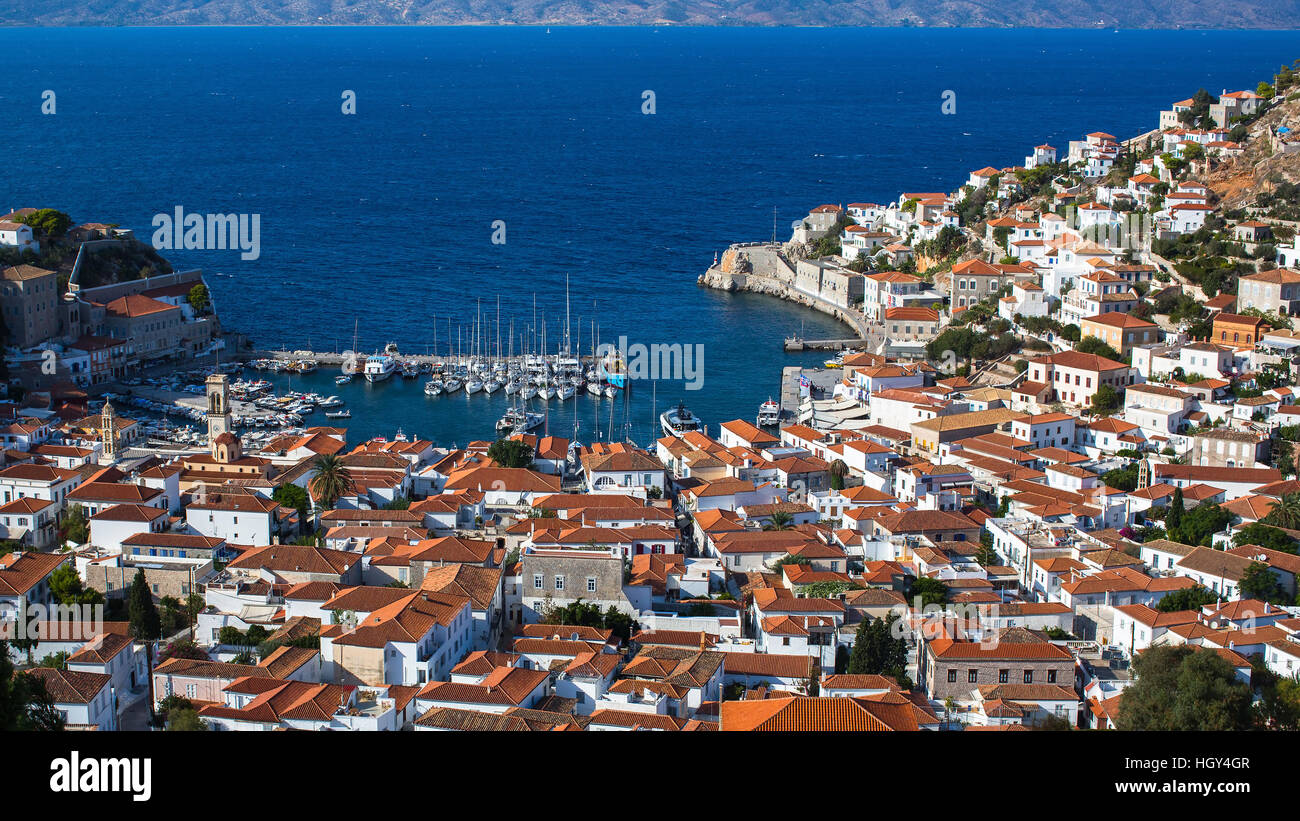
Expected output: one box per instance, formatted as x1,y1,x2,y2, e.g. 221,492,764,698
782,637,790,646
554,575,565,591
586,577,597,593
1023,670,1034,683
947,670,957,683
998,669,1009,683
186,684,197,698
533,574,543,590
1047,670,1057,683
968,669,978,683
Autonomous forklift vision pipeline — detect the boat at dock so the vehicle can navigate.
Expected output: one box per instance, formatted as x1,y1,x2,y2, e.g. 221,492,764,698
364,354,396,383
757,397,780,427
424,379,443,396
598,351,627,389
661,401,705,438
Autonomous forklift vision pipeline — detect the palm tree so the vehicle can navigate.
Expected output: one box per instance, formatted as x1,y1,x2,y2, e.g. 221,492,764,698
764,511,794,531
308,453,354,510
1264,492,1300,530
829,459,848,491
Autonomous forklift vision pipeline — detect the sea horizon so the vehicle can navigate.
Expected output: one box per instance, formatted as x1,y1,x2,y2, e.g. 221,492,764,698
4,25,1296,441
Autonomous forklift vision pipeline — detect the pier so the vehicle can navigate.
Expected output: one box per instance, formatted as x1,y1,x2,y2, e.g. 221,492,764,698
783,337,864,352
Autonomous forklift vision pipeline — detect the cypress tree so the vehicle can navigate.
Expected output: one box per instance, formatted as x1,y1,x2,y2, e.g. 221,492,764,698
128,568,161,640
847,617,874,675
1167,487,1185,536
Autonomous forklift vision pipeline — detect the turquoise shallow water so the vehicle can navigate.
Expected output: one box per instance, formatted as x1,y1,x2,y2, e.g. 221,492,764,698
4,26,1296,443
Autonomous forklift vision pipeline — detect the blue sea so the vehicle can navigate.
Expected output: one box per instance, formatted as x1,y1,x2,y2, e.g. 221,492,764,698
2,26,1297,444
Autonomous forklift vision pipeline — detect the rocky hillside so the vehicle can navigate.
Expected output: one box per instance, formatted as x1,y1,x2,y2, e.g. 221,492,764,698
1206,94,1300,210
3,0,1298,28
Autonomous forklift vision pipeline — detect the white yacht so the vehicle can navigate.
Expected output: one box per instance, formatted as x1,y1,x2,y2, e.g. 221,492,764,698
661,401,705,438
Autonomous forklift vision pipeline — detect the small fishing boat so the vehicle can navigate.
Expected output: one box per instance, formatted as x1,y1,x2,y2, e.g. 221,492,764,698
424,380,443,396
325,409,352,419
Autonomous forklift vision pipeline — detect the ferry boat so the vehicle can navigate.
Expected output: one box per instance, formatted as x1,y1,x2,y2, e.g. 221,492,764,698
661,402,705,438
757,397,780,427
364,354,397,383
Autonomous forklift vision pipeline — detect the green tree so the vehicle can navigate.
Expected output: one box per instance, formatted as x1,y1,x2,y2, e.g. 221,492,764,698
764,511,794,531
1075,336,1122,362
0,643,65,731
1239,562,1287,603
800,581,857,599
167,708,210,731
829,459,848,491
187,283,211,314
308,453,355,509
127,568,161,640
59,503,90,547
1155,586,1220,612
1166,487,1185,533
48,562,102,606
1264,492,1300,531
17,208,72,239
1091,383,1120,413
1117,645,1253,730
1232,522,1297,554
769,554,811,571
272,483,311,528
486,438,535,469
847,612,908,680
907,576,948,609
1166,502,1230,547
1102,462,1139,492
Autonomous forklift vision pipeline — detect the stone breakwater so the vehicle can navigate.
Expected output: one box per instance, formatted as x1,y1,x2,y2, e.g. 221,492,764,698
697,243,872,339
